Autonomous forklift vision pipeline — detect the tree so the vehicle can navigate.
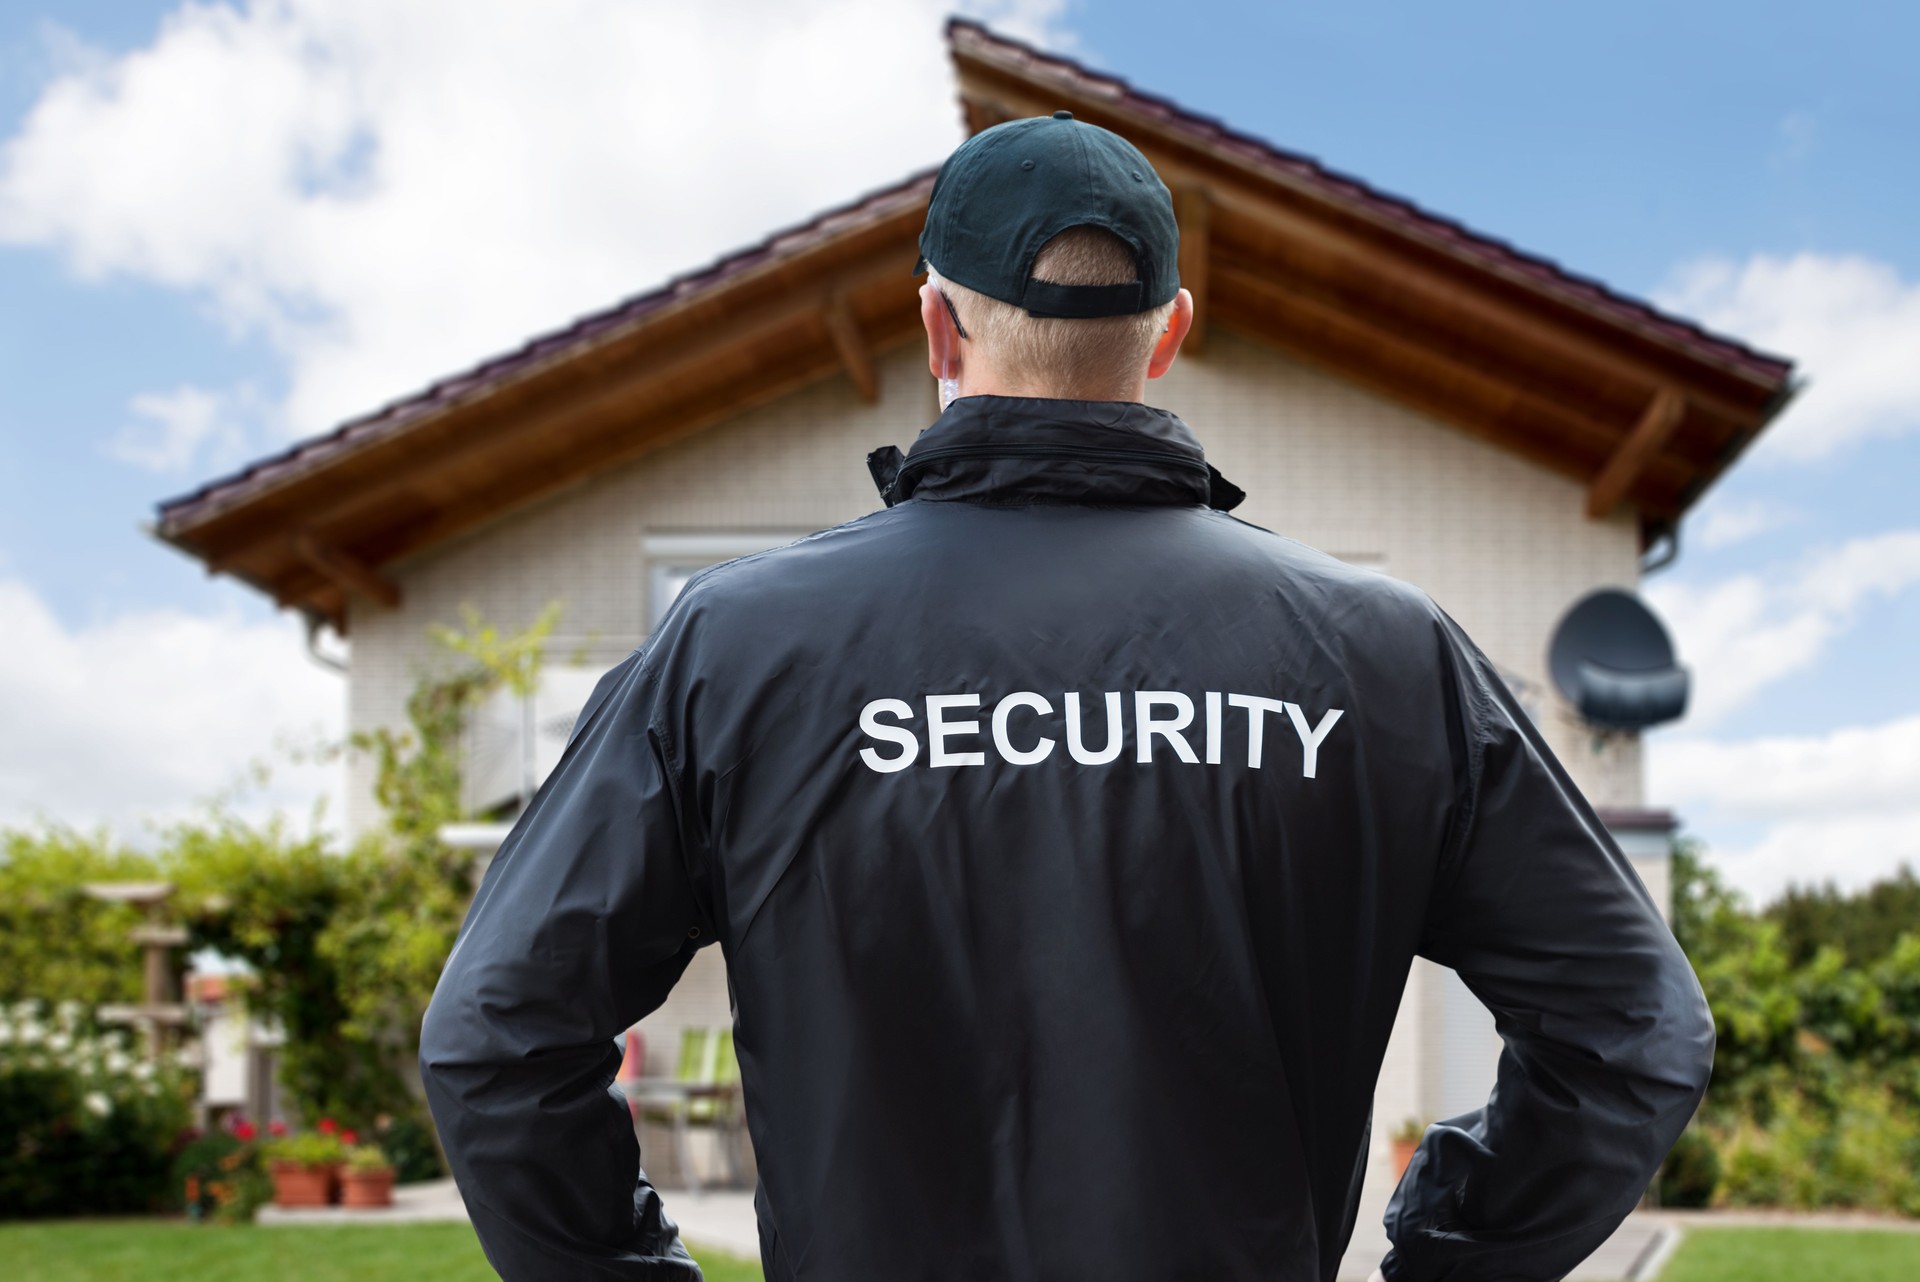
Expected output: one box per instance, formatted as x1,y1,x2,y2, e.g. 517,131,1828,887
1767,866,1920,967
0,828,160,1010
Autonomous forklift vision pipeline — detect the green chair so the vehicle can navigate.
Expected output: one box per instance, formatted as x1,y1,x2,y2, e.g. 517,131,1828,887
692,1029,749,1186
687,1029,738,1122
636,1027,744,1190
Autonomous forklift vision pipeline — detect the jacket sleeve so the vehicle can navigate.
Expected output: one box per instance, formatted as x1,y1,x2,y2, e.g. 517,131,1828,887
419,650,710,1281
1379,608,1715,1282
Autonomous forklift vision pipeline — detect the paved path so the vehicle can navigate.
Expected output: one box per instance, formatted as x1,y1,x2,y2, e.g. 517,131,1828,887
670,1189,764,1258
256,1176,470,1226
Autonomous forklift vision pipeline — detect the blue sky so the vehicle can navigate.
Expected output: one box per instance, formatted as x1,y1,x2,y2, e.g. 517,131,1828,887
1,1,1916,899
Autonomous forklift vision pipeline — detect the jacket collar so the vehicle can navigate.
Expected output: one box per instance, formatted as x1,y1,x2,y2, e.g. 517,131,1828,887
867,395,1244,511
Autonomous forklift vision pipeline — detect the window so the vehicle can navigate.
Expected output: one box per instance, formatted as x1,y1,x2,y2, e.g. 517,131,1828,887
645,532,814,627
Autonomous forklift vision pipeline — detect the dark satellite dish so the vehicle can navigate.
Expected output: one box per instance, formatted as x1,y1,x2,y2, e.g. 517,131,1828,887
1547,588,1690,730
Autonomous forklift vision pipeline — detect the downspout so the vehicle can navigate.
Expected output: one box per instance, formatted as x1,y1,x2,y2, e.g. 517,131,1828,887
1640,521,1681,578
303,612,349,675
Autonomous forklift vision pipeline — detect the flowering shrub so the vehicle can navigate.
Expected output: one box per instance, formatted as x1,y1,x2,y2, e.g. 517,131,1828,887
0,999,195,1218
171,1115,273,1224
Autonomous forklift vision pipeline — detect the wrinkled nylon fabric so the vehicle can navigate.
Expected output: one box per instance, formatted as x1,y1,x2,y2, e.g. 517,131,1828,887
419,395,1715,1282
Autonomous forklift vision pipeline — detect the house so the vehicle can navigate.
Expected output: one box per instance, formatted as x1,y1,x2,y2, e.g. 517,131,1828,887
153,18,1792,1235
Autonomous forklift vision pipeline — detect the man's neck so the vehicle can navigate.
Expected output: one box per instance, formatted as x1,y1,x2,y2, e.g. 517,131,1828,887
957,373,1147,403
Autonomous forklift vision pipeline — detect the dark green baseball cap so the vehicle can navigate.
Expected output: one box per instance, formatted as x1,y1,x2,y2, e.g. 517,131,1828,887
914,110,1179,319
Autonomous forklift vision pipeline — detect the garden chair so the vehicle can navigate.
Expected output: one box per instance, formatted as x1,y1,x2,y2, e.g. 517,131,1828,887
632,1027,727,1191
685,1028,747,1185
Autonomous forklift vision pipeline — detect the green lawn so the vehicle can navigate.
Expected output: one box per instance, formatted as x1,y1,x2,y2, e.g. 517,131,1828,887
12,1219,1920,1280
1663,1227,1920,1282
0,1220,762,1282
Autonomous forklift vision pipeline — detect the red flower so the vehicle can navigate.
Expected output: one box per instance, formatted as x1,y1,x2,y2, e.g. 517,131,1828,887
342,1129,359,1146
233,1121,256,1141
269,1120,288,1137
317,1118,338,1136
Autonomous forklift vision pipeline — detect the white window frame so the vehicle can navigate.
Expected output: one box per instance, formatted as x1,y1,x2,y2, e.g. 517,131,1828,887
645,531,814,627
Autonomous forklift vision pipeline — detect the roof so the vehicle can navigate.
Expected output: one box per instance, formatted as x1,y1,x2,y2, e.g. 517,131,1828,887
155,20,1795,630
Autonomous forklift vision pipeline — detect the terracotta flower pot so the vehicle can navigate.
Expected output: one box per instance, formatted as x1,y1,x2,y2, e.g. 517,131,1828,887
340,1167,397,1208
1391,1138,1419,1179
270,1160,337,1207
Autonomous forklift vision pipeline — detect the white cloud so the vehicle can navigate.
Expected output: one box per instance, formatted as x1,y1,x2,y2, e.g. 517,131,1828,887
103,383,257,474
1658,253,1920,461
0,0,1075,447
1692,497,1801,551
1650,716,1920,901
1795,529,1920,614
1649,528,1920,727
1657,715,1920,821
0,577,342,838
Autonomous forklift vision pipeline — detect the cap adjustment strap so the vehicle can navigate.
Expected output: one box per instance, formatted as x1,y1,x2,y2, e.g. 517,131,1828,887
1020,279,1148,318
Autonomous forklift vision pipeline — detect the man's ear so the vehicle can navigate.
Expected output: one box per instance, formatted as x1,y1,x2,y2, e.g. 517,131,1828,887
1146,288,1195,381
920,283,963,381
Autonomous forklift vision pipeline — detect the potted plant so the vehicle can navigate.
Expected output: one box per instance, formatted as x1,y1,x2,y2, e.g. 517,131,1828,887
263,1122,348,1207
340,1141,397,1208
1390,1117,1427,1178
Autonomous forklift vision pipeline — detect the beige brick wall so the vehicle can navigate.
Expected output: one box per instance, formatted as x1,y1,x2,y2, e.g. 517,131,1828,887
349,329,1653,1208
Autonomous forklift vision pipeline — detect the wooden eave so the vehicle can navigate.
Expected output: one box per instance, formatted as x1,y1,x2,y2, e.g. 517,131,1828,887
156,22,1794,629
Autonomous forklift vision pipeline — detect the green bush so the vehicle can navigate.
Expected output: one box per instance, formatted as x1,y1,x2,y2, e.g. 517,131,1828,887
1711,1075,1920,1215
371,1108,445,1184
0,1001,195,1219
1658,1125,1720,1208
1825,1083,1920,1215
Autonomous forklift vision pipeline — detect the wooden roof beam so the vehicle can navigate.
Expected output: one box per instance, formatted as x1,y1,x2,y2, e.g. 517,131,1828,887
291,534,402,609
823,294,879,402
1587,387,1687,519
1175,186,1211,356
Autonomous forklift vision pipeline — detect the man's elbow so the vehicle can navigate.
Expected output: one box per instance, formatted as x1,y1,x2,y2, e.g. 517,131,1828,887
1640,953,1717,1117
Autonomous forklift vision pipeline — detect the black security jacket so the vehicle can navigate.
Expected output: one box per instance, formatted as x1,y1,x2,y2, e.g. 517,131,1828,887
419,396,1715,1282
